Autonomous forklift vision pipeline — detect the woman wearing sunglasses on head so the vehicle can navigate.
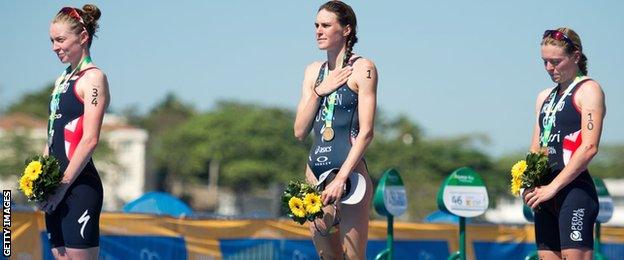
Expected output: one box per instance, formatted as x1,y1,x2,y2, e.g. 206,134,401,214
294,1,377,258
523,28,605,260
41,4,109,259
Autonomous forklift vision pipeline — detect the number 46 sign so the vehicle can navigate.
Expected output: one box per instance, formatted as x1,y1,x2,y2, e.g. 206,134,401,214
437,167,489,218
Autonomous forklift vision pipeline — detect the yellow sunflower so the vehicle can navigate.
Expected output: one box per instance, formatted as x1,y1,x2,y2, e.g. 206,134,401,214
511,160,527,179
19,175,34,197
303,193,322,214
510,160,528,196
511,176,522,196
24,160,43,181
288,197,306,218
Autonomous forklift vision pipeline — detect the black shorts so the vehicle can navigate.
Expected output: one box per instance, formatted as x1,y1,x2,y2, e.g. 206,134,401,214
534,172,598,251
45,171,103,249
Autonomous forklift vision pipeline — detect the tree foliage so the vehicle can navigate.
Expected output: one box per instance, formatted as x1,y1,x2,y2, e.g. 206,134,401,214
7,85,624,220
587,144,624,179
6,83,54,120
366,120,496,219
0,130,39,178
157,101,308,192
1,85,119,179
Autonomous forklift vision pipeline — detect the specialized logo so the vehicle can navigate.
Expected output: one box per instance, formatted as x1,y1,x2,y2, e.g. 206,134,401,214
78,209,90,239
570,208,585,242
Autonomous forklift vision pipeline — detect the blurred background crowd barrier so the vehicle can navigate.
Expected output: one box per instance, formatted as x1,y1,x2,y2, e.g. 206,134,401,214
9,211,624,260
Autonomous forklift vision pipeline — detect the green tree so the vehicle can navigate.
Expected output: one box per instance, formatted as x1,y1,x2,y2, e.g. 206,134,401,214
365,114,496,220
157,101,308,192
587,144,624,179
0,130,39,178
487,151,526,200
137,93,196,191
1,85,117,179
140,93,196,136
6,83,54,120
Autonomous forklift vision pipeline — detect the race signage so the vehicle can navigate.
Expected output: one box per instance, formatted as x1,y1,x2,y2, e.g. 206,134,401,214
594,177,613,224
437,167,489,218
373,169,408,217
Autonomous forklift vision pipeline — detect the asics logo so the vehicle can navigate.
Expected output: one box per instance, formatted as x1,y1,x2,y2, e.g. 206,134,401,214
78,209,90,239
314,146,332,154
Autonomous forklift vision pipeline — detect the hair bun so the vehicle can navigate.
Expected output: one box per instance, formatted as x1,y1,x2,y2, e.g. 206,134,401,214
82,4,101,22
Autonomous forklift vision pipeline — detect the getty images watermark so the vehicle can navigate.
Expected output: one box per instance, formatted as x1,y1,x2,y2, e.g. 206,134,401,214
2,190,10,257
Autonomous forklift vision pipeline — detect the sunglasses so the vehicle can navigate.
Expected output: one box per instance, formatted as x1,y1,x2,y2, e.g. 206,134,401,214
543,30,576,49
59,7,85,25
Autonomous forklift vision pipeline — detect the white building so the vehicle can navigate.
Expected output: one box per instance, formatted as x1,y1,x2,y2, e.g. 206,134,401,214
0,113,148,211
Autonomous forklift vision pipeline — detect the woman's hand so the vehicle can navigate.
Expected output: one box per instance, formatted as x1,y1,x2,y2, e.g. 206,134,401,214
524,185,558,210
38,184,69,213
321,177,347,205
315,66,353,96
521,187,533,203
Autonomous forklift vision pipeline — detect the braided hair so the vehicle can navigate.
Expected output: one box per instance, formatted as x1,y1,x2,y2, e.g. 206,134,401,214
318,1,358,68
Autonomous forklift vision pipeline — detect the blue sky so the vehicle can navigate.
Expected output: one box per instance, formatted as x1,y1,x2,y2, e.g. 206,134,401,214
1,1,623,156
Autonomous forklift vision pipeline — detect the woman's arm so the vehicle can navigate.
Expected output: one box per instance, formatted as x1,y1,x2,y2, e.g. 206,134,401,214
40,69,110,212
544,81,604,189
526,81,605,208
529,89,552,153
294,62,354,141
321,59,378,205
523,88,551,200
294,62,323,141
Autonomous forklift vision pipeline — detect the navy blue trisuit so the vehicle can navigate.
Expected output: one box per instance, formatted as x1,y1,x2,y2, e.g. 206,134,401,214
308,57,365,179
535,78,598,251
46,67,103,249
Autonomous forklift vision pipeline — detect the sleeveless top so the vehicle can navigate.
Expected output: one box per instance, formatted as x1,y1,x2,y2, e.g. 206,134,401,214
538,78,593,185
48,67,99,175
308,57,362,178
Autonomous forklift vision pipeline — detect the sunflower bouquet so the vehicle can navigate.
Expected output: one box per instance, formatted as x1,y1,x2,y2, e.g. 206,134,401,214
282,179,324,225
510,150,552,197
18,155,62,202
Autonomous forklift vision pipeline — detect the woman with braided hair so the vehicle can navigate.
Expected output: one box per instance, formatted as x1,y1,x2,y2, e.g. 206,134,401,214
42,4,109,259
294,1,378,258
523,27,606,260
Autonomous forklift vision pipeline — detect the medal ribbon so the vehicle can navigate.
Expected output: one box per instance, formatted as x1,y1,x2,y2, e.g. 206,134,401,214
540,74,587,147
322,66,336,130
322,54,347,133
47,56,92,146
